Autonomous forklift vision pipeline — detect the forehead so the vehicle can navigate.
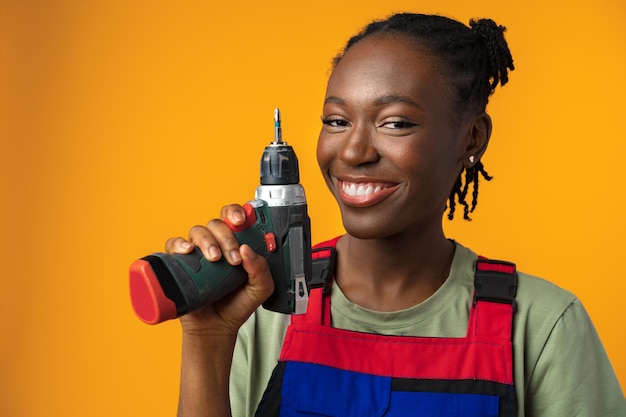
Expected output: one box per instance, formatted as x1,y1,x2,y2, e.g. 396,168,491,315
326,34,451,106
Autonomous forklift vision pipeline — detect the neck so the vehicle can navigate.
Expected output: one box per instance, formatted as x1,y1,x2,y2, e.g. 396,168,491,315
335,229,455,312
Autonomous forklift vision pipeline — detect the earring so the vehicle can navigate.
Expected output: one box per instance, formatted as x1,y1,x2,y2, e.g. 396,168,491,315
469,155,476,164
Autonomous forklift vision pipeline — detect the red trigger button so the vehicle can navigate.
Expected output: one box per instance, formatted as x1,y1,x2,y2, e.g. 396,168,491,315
265,233,277,253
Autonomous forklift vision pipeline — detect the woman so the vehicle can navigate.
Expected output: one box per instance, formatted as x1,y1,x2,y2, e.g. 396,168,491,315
169,13,625,417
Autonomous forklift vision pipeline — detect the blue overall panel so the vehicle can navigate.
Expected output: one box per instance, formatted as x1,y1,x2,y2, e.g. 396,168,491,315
280,362,499,417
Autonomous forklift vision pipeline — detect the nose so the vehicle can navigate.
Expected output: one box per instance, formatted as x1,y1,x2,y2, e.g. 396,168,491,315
338,124,380,166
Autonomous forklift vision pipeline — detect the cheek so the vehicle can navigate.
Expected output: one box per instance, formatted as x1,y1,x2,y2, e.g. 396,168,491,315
379,139,425,178
315,132,334,172
385,137,460,196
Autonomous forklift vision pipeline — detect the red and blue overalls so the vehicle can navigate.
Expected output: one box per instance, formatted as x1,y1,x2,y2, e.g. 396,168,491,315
256,238,518,417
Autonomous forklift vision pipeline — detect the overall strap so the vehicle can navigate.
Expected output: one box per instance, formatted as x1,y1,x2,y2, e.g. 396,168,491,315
294,239,518,342
468,258,518,340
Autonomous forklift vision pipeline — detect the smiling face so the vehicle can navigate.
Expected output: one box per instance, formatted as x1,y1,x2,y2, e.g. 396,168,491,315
317,34,476,240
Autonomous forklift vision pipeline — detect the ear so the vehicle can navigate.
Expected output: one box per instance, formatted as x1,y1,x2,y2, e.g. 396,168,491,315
462,112,492,169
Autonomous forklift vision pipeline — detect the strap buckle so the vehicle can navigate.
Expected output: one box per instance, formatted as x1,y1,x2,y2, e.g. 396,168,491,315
473,259,518,311
310,246,336,295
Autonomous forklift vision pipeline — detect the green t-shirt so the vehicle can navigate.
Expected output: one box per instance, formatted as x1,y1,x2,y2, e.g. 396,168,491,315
230,242,625,416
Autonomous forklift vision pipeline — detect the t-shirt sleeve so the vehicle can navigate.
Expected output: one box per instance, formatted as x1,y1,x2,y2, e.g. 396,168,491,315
524,299,625,416
230,312,255,417
230,309,289,417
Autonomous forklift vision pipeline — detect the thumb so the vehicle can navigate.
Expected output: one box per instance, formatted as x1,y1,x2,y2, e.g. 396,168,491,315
239,244,274,301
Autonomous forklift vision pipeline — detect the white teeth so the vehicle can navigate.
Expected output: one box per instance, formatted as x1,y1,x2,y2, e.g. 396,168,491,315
342,182,383,197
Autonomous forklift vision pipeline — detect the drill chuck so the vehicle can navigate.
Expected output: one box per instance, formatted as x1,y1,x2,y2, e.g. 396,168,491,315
260,142,300,185
260,108,299,185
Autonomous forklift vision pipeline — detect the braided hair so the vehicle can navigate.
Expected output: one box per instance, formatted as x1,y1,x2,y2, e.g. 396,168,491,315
333,14,514,220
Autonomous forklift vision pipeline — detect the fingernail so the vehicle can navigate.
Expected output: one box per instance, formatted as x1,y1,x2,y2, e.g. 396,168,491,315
230,249,242,263
208,245,220,260
232,211,244,223
181,242,192,250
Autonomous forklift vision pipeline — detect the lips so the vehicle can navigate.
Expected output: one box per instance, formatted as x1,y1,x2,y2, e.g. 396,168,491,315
337,179,399,207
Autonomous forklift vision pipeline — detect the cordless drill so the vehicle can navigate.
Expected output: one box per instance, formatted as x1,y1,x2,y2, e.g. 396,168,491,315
129,109,312,324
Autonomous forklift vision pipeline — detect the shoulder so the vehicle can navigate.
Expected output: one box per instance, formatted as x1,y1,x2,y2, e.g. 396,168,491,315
456,242,580,340
512,272,625,414
512,270,579,363
515,270,577,322
455,240,577,325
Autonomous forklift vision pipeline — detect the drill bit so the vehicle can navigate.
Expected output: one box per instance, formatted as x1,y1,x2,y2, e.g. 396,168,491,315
274,108,282,144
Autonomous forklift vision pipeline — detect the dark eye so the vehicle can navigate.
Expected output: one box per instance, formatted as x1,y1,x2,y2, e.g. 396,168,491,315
321,117,350,128
380,120,417,129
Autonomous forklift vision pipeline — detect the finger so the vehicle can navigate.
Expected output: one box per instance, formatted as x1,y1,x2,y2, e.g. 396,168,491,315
187,224,222,261
204,219,242,265
220,204,246,226
239,244,274,301
164,237,194,254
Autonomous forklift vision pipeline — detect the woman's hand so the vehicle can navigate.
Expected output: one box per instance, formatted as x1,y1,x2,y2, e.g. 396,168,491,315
165,204,275,338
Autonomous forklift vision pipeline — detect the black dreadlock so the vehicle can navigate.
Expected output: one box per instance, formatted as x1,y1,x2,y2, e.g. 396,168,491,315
333,14,514,220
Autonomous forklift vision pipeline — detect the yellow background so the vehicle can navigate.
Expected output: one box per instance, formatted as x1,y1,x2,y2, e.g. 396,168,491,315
1,0,624,415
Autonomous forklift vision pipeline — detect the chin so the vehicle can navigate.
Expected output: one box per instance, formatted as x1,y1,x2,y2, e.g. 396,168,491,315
341,218,394,240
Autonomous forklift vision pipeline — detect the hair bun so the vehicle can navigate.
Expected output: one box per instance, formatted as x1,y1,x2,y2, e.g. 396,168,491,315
469,18,515,90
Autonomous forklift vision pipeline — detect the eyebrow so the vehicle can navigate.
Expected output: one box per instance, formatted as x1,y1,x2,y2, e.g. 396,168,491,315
374,94,423,109
324,94,424,110
324,96,345,105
